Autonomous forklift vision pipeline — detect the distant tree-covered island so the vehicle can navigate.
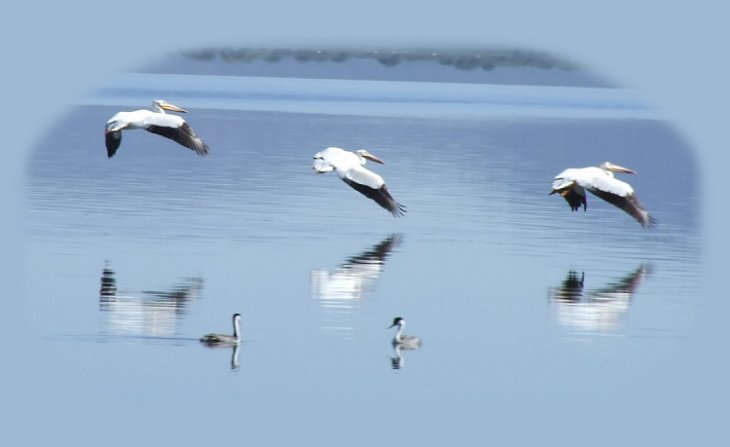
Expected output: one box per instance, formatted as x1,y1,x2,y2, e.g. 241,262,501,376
180,47,581,71
143,47,610,87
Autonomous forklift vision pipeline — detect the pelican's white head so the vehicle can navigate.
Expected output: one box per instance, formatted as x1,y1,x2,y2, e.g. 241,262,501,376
600,161,636,174
356,149,385,165
152,99,187,114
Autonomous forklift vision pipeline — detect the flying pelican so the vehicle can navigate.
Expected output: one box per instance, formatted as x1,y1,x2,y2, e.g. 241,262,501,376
104,99,209,158
313,147,406,217
550,161,656,228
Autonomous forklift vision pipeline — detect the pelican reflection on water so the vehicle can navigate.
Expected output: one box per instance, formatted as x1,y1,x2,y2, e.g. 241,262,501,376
311,234,402,302
311,234,402,338
98,264,203,337
548,264,652,333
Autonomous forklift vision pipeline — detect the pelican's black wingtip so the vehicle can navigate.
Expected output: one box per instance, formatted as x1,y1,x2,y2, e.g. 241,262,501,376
195,143,210,156
390,203,407,218
642,215,658,229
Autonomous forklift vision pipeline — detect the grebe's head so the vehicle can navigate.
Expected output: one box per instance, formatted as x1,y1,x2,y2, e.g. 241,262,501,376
388,317,404,329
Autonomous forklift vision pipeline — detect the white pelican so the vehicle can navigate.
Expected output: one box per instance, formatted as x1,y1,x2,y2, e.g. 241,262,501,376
200,313,241,345
313,147,406,217
388,317,421,348
550,161,656,228
104,99,209,158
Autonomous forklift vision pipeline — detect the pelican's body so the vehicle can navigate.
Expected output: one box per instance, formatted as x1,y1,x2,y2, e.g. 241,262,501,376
200,313,241,345
388,317,421,348
313,147,406,217
550,161,656,228
105,99,209,158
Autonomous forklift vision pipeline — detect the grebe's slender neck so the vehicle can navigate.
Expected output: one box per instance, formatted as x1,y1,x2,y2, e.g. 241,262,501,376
232,315,241,340
393,321,404,342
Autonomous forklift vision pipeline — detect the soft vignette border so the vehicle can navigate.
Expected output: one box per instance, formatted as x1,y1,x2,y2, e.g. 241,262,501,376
1,1,725,444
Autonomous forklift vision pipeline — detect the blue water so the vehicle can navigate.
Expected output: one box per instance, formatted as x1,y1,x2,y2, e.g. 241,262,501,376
88,72,652,119
22,69,701,443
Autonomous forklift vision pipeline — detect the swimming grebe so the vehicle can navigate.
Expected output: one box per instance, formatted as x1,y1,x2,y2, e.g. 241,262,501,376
388,317,421,348
200,313,241,344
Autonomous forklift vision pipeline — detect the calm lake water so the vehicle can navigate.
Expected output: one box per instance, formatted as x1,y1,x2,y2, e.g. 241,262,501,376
22,64,701,443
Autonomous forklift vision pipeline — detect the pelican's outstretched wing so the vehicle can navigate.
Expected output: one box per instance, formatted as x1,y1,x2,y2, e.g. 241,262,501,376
105,131,123,158
145,122,209,156
579,174,655,227
341,179,406,217
587,187,656,228
342,167,406,217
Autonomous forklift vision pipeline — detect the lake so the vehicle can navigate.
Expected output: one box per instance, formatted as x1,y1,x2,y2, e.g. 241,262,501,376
21,57,701,444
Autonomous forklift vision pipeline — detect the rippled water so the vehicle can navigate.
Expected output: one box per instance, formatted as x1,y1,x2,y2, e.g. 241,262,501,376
23,68,701,439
